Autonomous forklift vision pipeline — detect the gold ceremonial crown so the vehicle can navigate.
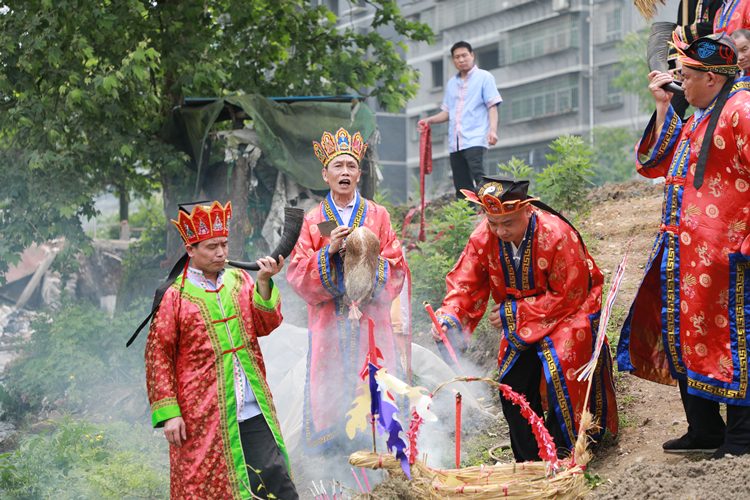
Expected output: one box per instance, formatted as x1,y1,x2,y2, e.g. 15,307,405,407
170,201,232,246
313,127,368,167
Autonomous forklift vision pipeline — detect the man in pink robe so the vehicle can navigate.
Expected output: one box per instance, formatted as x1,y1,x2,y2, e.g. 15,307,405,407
286,128,408,476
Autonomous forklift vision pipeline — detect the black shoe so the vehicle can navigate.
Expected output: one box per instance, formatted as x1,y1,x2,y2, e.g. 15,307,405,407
710,443,750,460
662,434,721,454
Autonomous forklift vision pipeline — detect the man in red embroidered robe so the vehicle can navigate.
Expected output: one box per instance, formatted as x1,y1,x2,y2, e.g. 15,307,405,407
146,201,298,499
431,176,618,462
286,128,407,472
618,34,750,459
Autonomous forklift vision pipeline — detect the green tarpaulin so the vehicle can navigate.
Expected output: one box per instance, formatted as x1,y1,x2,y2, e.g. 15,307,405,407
163,95,378,192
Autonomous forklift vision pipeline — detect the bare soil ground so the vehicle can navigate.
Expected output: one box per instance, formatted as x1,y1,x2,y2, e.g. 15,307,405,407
357,180,750,499
579,182,750,499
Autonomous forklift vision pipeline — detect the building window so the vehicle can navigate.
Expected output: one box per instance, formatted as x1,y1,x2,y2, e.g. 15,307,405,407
409,116,420,142
421,8,436,27
432,59,444,88
596,64,622,107
325,0,338,17
476,44,500,70
428,110,448,142
499,74,580,123
503,15,579,65
597,0,624,43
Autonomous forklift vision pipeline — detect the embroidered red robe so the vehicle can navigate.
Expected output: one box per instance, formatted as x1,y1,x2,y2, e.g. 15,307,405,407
714,0,750,34
145,269,288,499
286,191,407,454
618,81,750,406
436,209,618,449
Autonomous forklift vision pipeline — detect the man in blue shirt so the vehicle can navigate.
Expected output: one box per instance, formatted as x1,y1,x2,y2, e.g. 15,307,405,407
419,41,503,200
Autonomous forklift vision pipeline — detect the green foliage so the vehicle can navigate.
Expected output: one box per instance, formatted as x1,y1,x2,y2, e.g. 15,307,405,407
100,196,165,240
497,157,534,180
591,126,639,186
584,471,606,488
0,296,149,419
614,27,652,114
0,417,169,499
0,0,434,281
408,200,477,312
536,135,594,214
116,198,168,310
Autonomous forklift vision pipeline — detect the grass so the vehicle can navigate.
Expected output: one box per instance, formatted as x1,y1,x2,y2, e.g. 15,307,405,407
459,417,511,467
618,412,639,429
620,394,635,406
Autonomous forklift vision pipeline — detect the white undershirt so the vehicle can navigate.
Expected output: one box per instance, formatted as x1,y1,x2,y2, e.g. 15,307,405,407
333,191,359,226
510,239,525,269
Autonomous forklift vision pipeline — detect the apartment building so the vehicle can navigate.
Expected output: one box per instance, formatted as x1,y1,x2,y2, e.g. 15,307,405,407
325,0,679,202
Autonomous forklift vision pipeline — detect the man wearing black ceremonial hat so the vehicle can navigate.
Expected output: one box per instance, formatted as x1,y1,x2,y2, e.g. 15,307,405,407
430,176,618,461
618,33,750,459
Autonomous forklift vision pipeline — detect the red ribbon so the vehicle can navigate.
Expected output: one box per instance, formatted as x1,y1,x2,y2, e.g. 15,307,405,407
222,345,245,355
419,124,433,242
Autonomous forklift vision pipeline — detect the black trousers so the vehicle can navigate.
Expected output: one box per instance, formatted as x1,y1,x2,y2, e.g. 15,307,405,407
678,379,750,448
499,347,569,462
449,147,486,200
240,415,299,500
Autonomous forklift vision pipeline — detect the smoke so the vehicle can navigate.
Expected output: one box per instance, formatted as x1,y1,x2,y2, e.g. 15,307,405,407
259,321,503,492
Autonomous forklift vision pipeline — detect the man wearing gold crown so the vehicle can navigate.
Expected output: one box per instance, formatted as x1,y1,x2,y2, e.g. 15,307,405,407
286,128,408,470
145,201,298,499
430,176,618,462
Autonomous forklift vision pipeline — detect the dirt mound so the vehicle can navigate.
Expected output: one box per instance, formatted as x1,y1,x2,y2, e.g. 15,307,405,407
586,180,664,204
354,478,419,500
592,455,750,499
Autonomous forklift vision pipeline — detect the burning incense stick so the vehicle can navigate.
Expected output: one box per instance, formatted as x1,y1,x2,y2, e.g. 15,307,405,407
311,481,321,499
423,302,463,372
319,480,328,500
351,468,364,493
455,392,462,469
361,467,371,491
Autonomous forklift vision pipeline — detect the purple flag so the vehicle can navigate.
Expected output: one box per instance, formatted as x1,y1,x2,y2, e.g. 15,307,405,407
368,363,411,479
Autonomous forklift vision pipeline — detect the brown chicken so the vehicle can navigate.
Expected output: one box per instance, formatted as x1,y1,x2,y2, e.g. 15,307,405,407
343,226,380,321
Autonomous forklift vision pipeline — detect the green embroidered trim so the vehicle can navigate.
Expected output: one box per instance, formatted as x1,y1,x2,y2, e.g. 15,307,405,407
151,403,181,428
151,396,178,412
180,277,246,500
229,272,292,477
253,278,279,312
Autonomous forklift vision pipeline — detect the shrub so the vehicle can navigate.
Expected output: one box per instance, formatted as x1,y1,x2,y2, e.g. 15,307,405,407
116,197,167,311
0,295,149,419
408,199,478,318
536,135,594,214
0,417,168,499
591,126,639,186
497,157,534,181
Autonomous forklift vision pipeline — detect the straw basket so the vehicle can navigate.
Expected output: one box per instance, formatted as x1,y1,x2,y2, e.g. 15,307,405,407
349,377,596,499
